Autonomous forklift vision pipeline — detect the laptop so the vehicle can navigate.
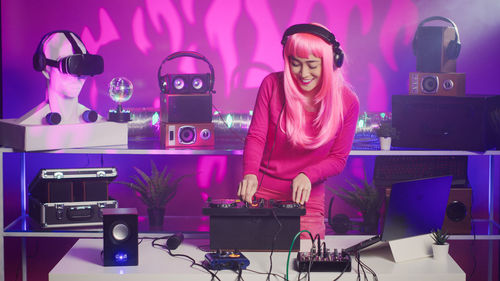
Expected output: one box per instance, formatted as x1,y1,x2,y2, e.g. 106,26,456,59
344,175,452,254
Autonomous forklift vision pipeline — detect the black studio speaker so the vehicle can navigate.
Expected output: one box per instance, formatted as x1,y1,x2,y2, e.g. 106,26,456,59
103,208,138,266
160,93,212,123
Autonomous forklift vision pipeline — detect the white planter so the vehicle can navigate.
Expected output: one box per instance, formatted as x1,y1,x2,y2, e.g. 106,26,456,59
432,243,449,260
379,137,392,150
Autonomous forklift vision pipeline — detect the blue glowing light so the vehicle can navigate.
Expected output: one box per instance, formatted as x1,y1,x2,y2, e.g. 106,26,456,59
115,252,128,262
225,114,233,128
151,112,159,126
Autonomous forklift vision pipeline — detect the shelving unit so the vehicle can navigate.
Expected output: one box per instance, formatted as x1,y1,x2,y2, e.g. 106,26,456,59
0,144,498,281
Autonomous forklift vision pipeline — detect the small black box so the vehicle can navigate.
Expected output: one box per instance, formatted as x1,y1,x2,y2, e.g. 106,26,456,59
392,95,500,151
160,93,212,123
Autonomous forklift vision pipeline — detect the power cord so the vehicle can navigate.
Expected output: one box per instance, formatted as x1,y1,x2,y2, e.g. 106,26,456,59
149,235,222,281
266,208,283,281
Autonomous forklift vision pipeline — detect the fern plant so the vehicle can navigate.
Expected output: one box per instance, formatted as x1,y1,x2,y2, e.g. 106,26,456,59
328,174,384,234
431,228,450,245
117,161,190,209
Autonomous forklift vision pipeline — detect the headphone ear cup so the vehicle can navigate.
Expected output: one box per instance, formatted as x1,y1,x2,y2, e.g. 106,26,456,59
445,40,461,60
334,48,344,68
33,52,46,72
159,75,167,93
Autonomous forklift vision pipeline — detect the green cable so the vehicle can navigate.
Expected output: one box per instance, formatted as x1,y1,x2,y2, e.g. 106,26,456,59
285,230,314,281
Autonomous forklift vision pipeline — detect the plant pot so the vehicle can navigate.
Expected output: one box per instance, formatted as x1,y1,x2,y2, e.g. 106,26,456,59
379,137,392,150
147,207,165,229
432,243,449,260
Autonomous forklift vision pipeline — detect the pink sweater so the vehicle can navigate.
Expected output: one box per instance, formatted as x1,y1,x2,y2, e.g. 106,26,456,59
243,72,359,186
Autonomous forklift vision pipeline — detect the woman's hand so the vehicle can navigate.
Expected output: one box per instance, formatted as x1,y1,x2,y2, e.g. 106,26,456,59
238,174,258,204
292,173,311,205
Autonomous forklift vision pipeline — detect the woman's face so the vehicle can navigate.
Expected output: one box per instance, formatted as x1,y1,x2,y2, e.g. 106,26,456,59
290,53,322,93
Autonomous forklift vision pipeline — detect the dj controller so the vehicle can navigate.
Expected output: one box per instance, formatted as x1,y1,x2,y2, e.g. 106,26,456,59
202,198,305,251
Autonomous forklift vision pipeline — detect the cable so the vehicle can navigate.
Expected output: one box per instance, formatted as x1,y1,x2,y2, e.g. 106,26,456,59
332,258,351,281
149,236,221,281
244,268,286,280
286,230,314,281
266,208,283,281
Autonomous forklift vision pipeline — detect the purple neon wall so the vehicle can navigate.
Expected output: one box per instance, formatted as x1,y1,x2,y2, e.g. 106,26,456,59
2,1,500,281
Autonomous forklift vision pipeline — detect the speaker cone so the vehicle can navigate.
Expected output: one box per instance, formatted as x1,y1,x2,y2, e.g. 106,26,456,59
446,200,467,222
421,76,439,93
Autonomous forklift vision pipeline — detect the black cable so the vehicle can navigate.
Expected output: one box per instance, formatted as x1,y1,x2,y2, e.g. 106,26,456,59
244,268,286,280
266,208,283,281
150,236,221,281
257,100,286,199
332,258,351,281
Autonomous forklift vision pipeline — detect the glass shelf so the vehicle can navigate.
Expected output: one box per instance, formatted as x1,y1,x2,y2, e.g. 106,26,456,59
5,215,500,240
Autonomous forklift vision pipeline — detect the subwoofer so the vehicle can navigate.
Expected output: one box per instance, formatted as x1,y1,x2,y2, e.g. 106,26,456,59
442,188,472,234
103,208,138,266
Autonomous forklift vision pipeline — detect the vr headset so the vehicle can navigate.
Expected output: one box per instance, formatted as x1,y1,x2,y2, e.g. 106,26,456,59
33,30,104,77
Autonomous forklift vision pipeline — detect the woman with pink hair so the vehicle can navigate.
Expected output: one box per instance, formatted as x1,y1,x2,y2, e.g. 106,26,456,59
237,23,359,239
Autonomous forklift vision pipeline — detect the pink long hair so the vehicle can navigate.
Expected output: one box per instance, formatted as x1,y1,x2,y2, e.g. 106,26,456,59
282,26,346,149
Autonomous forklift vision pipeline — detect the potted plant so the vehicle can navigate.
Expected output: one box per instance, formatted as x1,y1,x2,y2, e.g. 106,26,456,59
117,161,191,229
430,228,450,260
328,175,384,234
374,120,398,150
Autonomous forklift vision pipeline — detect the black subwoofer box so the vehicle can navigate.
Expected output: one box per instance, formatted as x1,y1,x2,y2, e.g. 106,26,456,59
392,95,500,151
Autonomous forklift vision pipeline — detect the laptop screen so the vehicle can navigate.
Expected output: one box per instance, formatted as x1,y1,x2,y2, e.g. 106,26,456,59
381,175,452,241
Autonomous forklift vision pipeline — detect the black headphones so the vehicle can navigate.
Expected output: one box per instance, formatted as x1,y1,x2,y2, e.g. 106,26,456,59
412,16,461,60
157,51,215,94
281,23,344,68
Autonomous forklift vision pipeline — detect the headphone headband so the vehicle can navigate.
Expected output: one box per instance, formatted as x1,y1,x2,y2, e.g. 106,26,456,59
412,16,461,60
157,51,215,93
416,16,460,42
281,23,344,68
33,30,85,72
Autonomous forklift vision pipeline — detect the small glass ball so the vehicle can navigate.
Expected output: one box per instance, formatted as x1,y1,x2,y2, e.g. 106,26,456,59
109,77,133,103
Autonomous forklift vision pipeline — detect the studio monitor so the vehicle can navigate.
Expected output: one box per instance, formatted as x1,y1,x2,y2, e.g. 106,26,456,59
160,93,212,123
409,72,465,96
160,122,215,147
103,208,138,266
442,188,472,234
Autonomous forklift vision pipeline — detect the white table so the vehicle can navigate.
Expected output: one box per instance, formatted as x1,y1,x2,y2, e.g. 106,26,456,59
49,236,465,281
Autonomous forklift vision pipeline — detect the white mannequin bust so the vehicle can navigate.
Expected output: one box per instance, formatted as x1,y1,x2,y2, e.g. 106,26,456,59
18,32,98,125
